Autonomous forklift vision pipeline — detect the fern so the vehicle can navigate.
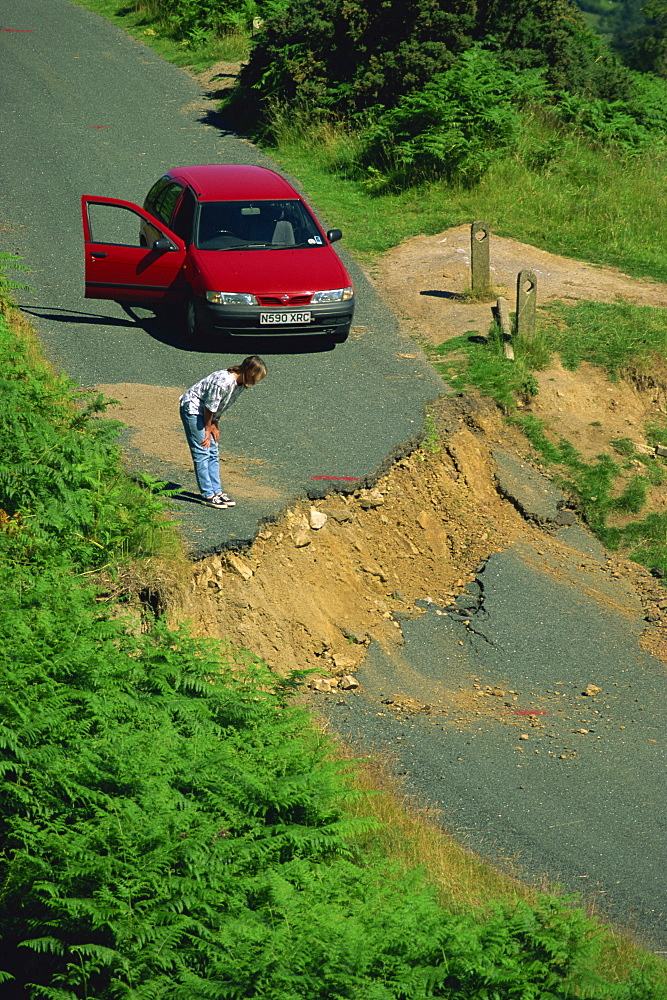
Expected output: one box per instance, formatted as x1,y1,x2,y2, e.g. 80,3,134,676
1,290,664,1000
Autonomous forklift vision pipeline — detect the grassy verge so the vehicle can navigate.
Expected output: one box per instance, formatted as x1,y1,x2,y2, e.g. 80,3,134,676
68,0,250,68
433,298,667,572
343,752,667,993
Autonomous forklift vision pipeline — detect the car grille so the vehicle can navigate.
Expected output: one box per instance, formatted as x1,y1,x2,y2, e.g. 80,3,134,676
257,294,312,306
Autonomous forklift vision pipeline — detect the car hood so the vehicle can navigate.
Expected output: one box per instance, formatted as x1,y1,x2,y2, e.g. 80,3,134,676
191,246,351,294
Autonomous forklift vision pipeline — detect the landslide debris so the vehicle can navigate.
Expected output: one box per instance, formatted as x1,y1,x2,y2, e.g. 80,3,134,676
178,387,667,705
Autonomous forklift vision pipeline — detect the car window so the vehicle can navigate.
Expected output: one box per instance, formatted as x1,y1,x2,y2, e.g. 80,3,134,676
87,203,167,247
195,199,325,250
144,176,170,213
154,182,184,225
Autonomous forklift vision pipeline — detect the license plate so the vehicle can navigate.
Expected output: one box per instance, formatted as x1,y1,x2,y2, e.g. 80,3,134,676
260,311,311,325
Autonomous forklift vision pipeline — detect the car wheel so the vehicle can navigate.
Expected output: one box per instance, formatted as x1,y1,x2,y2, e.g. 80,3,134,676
184,293,218,346
184,295,199,339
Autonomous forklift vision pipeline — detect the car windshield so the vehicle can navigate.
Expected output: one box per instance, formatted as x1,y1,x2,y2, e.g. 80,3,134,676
195,199,325,250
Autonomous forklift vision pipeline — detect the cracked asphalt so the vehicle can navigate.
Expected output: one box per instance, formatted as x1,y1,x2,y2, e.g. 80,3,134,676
319,466,667,952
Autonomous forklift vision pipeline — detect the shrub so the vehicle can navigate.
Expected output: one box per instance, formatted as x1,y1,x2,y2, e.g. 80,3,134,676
233,0,631,122
356,46,548,187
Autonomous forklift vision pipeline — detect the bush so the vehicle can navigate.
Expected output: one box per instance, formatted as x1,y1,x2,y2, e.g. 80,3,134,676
233,0,631,122
356,46,548,187
0,564,624,999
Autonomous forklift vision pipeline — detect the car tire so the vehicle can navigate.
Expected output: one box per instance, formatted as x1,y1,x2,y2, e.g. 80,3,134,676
184,294,200,339
184,292,221,347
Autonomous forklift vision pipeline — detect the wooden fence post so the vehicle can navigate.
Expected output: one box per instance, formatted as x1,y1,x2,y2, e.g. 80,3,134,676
470,221,490,296
495,296,514,360
516,269,537,341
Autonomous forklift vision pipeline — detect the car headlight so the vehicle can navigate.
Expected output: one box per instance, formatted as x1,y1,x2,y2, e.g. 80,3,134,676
311,286,354,304
206,291,258,306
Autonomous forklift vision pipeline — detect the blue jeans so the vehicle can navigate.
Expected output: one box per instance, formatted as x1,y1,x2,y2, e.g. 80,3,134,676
180,406,222,498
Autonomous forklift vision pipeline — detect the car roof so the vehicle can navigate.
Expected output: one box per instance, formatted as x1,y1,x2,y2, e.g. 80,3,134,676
165,165,300,201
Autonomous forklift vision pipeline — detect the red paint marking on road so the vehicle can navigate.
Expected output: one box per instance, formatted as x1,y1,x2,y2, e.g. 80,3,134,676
312,475,360,482
88,126,110,129
513,709,548,716
1,27,34,31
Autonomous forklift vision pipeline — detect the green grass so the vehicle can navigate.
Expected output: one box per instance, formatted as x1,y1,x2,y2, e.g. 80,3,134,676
269,133,667,276
432,301,667,571
540,299,667,378
68,0,250,68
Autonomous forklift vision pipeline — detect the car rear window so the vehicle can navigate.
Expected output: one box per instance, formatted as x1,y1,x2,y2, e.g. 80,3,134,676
144,176,170,213
154,183,184,225
195,199,325,250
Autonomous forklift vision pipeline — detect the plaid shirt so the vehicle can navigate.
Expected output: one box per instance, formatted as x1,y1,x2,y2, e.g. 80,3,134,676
179,370,244,420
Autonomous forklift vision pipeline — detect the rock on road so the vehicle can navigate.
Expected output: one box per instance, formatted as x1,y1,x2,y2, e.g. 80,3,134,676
0,0,444,556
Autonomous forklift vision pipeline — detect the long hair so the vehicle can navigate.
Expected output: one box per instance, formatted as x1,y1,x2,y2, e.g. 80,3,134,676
228,355,268,386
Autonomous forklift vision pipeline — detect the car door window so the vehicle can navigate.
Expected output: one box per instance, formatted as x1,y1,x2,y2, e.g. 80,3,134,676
144,176,170,215
87,202,149,246
154,182,184,225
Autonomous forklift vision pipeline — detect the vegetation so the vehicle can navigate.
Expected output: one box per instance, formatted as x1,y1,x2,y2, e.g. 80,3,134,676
0,260,180,573
2,260,666,997
574,0,667,76
68,0,251,67
431,298,667,573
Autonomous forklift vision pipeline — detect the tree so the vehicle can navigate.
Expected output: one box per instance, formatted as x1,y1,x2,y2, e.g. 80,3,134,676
234,0,631,121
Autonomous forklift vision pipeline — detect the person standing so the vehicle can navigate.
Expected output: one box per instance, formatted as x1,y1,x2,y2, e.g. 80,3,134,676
179,355,267,508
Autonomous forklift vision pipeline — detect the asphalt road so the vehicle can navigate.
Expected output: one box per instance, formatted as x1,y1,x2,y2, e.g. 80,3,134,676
0,0,443,556
319,491,667,953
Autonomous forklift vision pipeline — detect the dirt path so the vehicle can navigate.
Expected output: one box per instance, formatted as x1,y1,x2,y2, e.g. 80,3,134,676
374,223,667,346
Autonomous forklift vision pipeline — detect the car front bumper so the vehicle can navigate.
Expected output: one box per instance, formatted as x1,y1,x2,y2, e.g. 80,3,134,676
198,297,355,337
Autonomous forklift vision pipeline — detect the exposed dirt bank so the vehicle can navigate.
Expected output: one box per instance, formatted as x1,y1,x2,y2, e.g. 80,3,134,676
175,227,667,702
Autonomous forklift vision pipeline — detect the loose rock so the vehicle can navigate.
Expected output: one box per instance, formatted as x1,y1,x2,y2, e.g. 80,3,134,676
309,507,328,530
224,553,254,581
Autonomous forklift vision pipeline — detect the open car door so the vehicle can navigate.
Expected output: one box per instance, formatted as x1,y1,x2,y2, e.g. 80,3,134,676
81,196,186,304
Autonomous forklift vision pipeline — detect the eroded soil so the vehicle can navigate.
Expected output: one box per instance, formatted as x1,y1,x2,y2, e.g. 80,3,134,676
172,227,667,707
93,219,667,713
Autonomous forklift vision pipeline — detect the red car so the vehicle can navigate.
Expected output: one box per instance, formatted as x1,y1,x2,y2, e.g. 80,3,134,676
81,164,354,342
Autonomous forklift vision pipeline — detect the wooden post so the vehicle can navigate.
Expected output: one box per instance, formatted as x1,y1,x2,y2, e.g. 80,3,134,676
516,270,537,341
470,221,490,296
495,296,514,360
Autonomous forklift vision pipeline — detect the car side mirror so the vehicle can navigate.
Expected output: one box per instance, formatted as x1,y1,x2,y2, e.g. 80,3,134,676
327,229,342,244
152,237,172,252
